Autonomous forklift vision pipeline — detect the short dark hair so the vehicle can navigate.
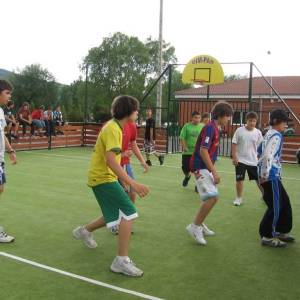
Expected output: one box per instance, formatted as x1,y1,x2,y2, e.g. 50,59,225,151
192,111,200,117
111,95,139,120
22,101,29,107
39,105,45,110
246,111,258,120
201,112,210,119
0,80,13,93
211,101,233,120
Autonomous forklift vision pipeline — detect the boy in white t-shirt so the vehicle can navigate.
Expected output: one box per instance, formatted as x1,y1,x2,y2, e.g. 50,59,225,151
232,111,263,206
0,80,17,243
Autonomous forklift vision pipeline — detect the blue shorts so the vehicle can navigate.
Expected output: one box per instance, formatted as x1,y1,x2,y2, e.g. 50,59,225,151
123,164,134,179
0,163,6,186
119,164,135,193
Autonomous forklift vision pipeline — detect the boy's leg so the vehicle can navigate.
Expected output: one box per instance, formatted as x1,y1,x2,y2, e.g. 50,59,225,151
118,218,133,256
14,122,19,136
276,181,294,241
85,216,106,232
259,181,287,247
234,163,246,206
194,197,218,225
182,155,191,187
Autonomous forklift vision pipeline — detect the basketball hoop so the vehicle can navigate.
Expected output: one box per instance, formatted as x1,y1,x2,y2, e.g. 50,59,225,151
192,80,206,88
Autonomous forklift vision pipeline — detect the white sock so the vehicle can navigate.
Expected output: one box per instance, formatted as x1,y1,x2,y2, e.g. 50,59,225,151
117,256,130,262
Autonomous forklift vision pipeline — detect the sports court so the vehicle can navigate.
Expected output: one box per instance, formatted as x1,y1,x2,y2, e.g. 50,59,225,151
1,147,299,300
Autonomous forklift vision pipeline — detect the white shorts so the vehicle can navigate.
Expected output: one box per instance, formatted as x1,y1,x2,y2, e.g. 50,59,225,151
195,169,218,201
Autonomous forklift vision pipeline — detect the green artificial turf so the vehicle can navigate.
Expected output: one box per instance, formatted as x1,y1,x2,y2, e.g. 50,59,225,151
0,147,299,300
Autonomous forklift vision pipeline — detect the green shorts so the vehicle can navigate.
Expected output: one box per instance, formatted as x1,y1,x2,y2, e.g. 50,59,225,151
92,181,138,228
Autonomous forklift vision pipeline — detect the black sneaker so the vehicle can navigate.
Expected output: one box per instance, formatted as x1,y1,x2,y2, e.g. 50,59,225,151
146,160,152,166
195,186,198,193
278,234,295,243
182,176,191,187
158,155,165,165
261,237,287,248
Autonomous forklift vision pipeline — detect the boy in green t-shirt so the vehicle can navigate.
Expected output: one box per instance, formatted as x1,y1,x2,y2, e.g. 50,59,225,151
73,95,149,277
179,111,204,187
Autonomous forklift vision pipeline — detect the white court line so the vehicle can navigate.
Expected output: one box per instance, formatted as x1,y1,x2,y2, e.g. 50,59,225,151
22,151,300,182
0,252,164,300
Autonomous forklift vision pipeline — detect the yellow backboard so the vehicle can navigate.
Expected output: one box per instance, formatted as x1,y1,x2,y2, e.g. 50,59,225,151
182,54,224,85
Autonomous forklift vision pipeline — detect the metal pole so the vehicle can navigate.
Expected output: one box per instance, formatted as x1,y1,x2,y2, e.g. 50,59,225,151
84,64,88,123
166,65,172,153
248,62,253,111
156,0,163,127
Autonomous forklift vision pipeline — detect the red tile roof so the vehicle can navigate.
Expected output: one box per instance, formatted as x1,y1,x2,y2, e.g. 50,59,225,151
175,76,300,97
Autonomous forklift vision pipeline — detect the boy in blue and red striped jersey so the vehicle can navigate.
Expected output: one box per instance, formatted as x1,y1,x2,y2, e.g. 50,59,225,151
186,101,233,246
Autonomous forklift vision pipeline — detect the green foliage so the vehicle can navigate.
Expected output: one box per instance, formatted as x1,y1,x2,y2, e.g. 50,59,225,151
9,64,59,109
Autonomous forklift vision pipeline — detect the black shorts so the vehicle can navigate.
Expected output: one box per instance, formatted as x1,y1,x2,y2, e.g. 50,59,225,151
235,162,258,181
182,155,192,174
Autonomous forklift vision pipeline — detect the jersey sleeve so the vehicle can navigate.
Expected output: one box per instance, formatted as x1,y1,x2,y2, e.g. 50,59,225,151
260,134,281,180
179,124,187,140
232,128,239,144
102,127,122,154
200,125,214,149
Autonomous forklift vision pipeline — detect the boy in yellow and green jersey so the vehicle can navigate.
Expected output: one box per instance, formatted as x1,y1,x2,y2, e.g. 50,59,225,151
180,111,204,187
73,95,149,277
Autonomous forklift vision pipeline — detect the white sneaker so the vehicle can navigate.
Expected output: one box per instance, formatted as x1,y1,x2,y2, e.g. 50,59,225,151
73,226,98,248
186,224,207,245
202,224,215,236
233,198,242,206
110,225,119,235
110,257,143,277
0,227,15,243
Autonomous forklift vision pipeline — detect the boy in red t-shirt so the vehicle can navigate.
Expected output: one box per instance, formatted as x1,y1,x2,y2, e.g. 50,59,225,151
120,121,149,201
111,120,149,235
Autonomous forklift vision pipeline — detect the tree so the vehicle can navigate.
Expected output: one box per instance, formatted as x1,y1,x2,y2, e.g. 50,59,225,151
10,64,59,109
83,32,177,122
224,74,248,82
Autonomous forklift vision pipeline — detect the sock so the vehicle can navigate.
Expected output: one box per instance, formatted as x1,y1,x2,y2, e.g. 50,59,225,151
236,197,242,201
117,256,130,262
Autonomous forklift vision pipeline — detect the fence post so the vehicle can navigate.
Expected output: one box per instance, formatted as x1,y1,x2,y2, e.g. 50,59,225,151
248,62,253,111
166,64,172,154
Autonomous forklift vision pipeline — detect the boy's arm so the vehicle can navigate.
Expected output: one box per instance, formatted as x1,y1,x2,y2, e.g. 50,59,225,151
4,136,17,165
106,151,149,197
131,141,149,173
231,129,239,165
259,135,280,182
231,143,238,166
200,148,220,184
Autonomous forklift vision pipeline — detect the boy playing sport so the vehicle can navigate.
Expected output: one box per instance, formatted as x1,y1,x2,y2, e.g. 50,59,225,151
232,111,263,206
258,109,294,248
73,95,149,276
144,108,164,166
120,120,149,202
180,111,204,187
0,80,17,243
186,101,233,245
110,119,149,235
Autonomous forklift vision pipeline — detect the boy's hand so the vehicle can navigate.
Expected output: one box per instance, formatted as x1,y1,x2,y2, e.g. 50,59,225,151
141,162,150,173
9,152,17,165
131,182,149,198
232,157,239,166
212,171,221,184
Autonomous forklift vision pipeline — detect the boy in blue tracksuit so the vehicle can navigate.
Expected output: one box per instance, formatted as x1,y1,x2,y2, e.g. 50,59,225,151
257,109,294,248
